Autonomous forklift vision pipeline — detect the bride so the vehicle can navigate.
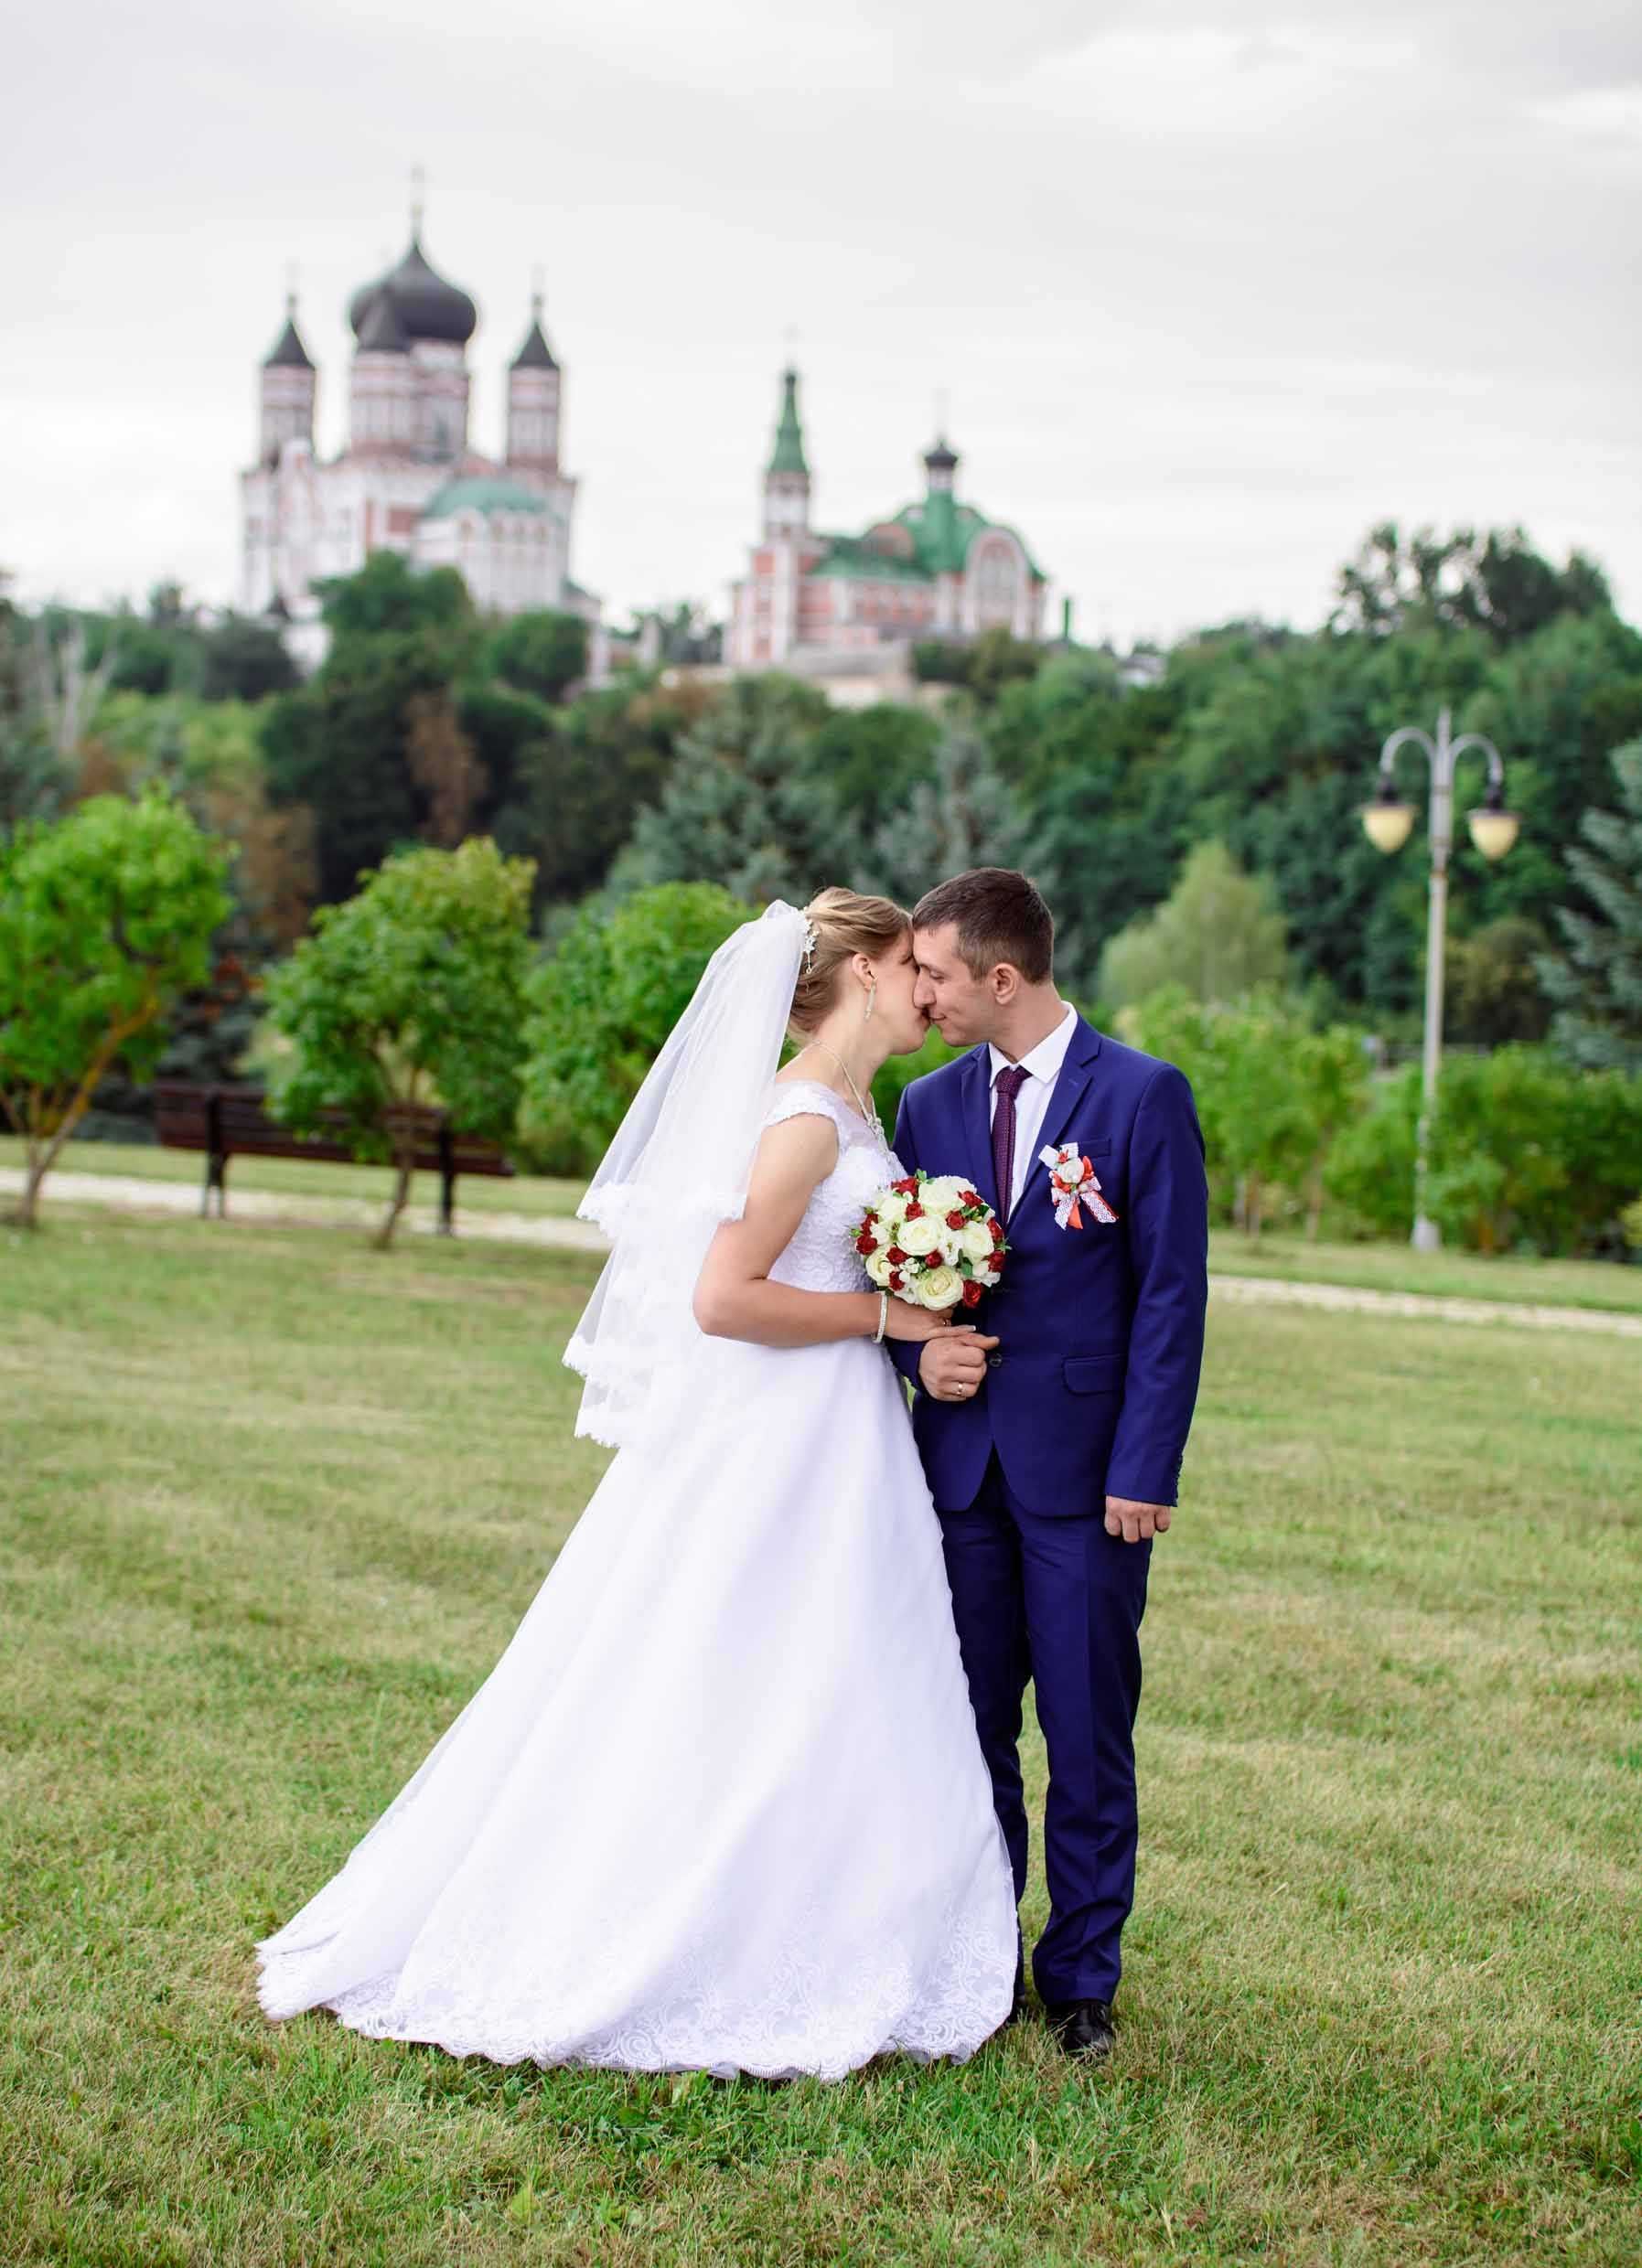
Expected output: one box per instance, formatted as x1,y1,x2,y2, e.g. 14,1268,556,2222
255,889,1020,2080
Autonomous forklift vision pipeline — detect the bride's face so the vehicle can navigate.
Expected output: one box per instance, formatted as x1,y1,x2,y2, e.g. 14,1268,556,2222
865,931,930,1054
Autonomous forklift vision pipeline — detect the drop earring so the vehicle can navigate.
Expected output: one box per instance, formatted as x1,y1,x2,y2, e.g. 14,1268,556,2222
864,978,876,1023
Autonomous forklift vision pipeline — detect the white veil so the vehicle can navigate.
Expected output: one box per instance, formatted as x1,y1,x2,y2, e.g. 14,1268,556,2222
563,900,810,1450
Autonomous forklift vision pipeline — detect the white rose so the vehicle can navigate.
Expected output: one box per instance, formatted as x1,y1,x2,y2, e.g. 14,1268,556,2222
916,1263,964,1310
958,1221,995,1265
896,1215,942,1257
921,1175,967,1212
864,1249,895,1288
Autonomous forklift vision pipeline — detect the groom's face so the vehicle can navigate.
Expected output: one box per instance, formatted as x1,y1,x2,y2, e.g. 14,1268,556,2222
912,924,998,1047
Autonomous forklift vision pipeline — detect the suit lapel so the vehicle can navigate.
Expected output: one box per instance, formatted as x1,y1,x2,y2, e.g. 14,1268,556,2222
1017,1017,1103,1211
960,1046,1000,1213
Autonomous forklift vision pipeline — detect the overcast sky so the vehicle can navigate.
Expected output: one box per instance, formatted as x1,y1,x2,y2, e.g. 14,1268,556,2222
5,0,1638,646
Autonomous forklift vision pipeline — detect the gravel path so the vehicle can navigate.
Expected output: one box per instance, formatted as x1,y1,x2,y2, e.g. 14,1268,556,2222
0,1168,611,1253
6,1168,1638,1337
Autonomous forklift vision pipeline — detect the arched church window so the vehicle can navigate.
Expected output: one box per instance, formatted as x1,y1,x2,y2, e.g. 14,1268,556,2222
973,538,1020,627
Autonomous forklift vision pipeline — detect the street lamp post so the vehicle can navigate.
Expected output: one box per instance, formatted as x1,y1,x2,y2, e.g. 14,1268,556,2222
1361,707,1520,1251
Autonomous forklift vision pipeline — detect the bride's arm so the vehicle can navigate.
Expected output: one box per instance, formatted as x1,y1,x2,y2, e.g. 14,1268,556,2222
692,1117,946,1350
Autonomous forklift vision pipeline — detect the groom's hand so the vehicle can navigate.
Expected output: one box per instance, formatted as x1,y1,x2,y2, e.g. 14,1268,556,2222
1105,1495,1172,1544
918,1328,999,1402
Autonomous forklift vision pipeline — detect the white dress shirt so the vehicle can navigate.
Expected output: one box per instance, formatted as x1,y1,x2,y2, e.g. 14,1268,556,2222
987,1001,1080,1214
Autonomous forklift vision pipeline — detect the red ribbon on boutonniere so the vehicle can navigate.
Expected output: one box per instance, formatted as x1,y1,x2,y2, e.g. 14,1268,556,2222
1039,1141,1118,1229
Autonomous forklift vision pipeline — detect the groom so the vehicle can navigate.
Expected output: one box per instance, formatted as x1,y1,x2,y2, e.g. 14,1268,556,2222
890,868,1207,2061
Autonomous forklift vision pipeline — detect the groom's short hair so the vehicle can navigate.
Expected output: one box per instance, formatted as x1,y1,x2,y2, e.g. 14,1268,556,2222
913,869,1054,984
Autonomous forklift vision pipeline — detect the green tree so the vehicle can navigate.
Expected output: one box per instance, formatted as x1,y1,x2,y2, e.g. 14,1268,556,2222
1444,915,1551,1046
802,701,939,839
1121,986,1368,1240
261,558,481,904
610,674,837,902
863,721,1028,905
315,551,476,646
1099,841,1290,1011
1331,522,1611,646
521,882,757,1166
483,675,704,911
263,839,534,1248
481,610,588,705
1535,739,1642,1073
198,615,300,703
912,627,1041,704
0,791,231,1225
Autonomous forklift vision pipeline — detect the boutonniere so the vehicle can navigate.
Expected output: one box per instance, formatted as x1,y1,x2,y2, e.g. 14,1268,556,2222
1039,1142,1119,1230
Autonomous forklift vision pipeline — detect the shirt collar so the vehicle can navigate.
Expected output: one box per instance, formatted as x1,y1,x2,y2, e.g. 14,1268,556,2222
989,1001,1079,1090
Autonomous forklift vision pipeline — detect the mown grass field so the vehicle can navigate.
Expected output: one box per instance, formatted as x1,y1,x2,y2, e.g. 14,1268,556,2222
1,1206,1638,2266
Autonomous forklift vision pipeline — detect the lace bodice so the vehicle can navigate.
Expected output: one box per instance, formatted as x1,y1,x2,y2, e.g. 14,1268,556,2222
762,1080,900,1292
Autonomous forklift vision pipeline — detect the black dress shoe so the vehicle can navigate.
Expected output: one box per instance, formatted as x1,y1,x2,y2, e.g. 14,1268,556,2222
1043,1996,1115,2061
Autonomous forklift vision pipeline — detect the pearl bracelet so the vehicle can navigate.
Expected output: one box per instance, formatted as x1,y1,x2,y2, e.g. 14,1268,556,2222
874,1291,888,1344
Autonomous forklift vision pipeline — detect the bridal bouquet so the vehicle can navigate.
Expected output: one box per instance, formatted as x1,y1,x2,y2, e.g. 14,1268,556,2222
852,1172,1007,1311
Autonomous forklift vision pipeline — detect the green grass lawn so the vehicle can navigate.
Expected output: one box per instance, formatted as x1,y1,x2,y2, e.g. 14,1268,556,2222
1207,1230,1642,1316
2,1212,1638,2266
0,1134,585,1220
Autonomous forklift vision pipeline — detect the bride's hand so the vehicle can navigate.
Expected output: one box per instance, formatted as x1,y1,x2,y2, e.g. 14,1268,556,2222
881,1299,953,1343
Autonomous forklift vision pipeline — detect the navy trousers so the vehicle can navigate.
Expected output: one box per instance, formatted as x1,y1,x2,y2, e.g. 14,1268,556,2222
938,1451,1151,2005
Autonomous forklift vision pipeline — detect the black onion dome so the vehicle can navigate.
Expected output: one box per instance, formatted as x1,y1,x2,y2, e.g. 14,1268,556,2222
348,231,478,347
355,287,410,354
923,436,959,472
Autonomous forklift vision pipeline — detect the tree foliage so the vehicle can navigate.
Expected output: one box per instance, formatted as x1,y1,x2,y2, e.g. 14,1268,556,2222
862,721,1027,906
1332,523,1612,646
481,610,588,705
610,676,837,902
1325,1050,1641,1256
1534,739,1642,1073
0,792,231,1223
1099,842,1290,1011
263,839,534,1247
1121,987,1368,1239
521,882,757,1169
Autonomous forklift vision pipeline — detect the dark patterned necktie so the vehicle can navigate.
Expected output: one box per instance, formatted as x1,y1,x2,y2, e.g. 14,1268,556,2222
992,1064,1030,1225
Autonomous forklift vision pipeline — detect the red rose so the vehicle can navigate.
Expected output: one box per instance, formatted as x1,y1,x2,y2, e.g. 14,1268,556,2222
889,1271,904,1291
945,1210,967,1230
855,1234,878,1255
987,1251,1004,1273
990,1218,1005,1244
905,1203,924,1220
892,1176,918,1196
961,1279,983,1308
961,1189,982,1209
886,1245,907,1265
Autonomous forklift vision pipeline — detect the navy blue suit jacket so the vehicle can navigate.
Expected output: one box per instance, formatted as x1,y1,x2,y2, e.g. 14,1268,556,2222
890,1016,1208,1518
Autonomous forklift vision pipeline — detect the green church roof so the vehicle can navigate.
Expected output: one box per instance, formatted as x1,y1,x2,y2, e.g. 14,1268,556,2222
423,476,548,519
809,533,932,584
891,497,1044,581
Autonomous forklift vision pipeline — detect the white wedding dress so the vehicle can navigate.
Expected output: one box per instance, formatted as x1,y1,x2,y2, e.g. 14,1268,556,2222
256,1081,1019,2080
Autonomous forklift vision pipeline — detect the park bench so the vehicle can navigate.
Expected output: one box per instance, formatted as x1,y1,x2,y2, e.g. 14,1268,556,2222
151,1081,514,1235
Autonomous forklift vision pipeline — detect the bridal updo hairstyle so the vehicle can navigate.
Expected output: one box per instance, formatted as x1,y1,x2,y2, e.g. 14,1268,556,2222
788,887,911,1035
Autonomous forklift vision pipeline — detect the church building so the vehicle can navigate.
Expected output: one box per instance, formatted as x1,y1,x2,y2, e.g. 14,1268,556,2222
726,369,1048,681
240,209,597,659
